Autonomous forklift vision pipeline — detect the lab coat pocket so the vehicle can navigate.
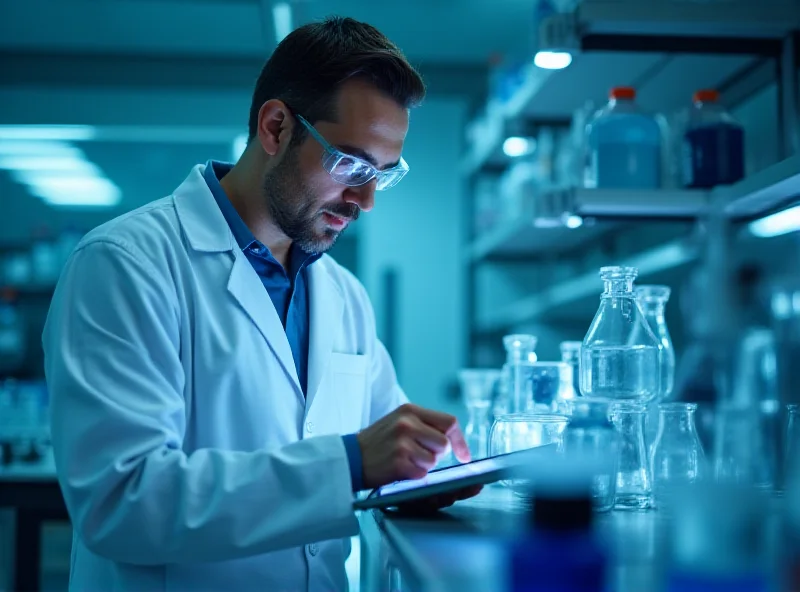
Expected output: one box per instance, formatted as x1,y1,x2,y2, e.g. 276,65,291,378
330,353,368,434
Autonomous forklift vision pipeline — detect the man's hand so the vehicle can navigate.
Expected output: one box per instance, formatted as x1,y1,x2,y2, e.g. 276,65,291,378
393,485,484,516
357,403,471,490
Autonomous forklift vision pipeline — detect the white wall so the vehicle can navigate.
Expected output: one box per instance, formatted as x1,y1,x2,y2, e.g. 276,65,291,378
357,99,468,417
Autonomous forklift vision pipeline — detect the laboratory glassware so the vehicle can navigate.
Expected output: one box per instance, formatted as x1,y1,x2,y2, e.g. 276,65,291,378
636,285,675,401
610,403,653,510
650,403,706,507
584,87,663,189
559,341,582,398
508,361,574,414
489,413,567,494
681,89,745,188
458,369,501,460
502,334,538,413
786,404,799,488
563,399,618,512
580,266,661,402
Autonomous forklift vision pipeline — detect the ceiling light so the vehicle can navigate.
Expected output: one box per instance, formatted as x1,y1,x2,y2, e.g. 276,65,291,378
232,134,248,162
749,205,800,238
565,215,584,229
503,136,536,158
272,2,293,43
27,175,121,208
534,51,573,70
0,155,100,175
0,125,96,141
0,141,84,157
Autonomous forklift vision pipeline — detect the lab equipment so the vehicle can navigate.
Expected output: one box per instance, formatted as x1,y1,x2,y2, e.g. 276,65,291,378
681,89,745,189
650,403,706,508
563,399,618,512
786,404,799,487
510,493,607,592
508,361,575,414
490,413,568,493
580,266,661,402
501,334,538,414
354,444,560,511
636,285,675,401
584,87,663,189
0,288,26,376
559,340,582,398
458,369,501,460
610,403,653,510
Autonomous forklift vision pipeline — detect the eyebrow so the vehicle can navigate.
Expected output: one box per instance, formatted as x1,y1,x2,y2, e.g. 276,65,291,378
336,144,401,171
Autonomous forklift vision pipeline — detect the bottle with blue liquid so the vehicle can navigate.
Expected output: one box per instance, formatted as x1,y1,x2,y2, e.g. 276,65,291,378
681,89,745,189
584,87,663,190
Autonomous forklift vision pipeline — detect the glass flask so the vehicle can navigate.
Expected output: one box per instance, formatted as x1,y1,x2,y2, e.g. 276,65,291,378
489,413,568,494
610,403,653,510
559,341,582,398
650,403,706,507
502,334,538,413
580,267,661,402
508,361,574,414
563,399,619,512
636,285,675,401
458,369,501,460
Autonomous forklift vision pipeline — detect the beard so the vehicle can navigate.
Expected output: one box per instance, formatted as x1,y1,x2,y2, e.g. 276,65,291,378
262,148,360,254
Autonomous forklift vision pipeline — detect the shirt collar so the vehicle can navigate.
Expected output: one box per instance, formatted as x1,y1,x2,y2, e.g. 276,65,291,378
203,160,322,276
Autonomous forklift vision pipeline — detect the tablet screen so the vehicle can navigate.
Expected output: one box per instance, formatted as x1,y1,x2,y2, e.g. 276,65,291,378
374,453,517,497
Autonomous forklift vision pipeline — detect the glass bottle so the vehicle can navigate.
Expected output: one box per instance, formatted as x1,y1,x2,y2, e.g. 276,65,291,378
502,334,538,414
650,403,706,507
458,369,501,461
559,341,582,398
580,266,661,402
610,403,653,510
636,285,675,401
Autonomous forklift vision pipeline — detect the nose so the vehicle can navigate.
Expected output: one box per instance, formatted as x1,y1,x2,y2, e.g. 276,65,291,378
343,179,377,213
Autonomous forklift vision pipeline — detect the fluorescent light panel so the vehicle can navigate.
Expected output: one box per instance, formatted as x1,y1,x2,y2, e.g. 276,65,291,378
272,2,293,43
749,205,800,238
0,125,96,141
503,136,536,158
534,51,573,70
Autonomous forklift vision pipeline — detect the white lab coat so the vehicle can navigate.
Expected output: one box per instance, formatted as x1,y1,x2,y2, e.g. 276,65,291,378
42,164,407,592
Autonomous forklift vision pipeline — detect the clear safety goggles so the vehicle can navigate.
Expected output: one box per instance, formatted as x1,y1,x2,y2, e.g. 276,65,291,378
296,114,409,191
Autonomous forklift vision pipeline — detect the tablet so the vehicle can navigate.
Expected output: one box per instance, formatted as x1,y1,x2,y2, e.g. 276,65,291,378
352,444,558,510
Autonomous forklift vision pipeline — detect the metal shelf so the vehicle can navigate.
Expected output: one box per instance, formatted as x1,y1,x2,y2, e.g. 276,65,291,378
718,153,800,219
476,237,699,333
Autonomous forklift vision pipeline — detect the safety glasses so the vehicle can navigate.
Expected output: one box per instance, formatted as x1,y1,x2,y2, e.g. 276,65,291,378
295,115,409,191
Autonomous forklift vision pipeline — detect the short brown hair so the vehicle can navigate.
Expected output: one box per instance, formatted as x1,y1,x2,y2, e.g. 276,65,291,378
247,16,426,142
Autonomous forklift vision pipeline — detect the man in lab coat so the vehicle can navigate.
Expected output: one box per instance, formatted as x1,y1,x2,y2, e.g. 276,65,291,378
42,16,476,592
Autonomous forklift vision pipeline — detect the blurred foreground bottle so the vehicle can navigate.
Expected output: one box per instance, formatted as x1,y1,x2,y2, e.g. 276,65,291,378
458,369,500,460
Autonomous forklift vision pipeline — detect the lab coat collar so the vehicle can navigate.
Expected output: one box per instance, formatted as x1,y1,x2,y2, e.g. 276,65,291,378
173,164,237,253
306,259,344,408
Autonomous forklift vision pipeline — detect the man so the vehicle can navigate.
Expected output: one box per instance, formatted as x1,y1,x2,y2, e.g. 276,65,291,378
42,16,477,592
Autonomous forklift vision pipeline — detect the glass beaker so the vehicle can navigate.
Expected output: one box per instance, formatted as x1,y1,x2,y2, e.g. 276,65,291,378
563,399,619,512
650,403,706,507
502,334,538,414
610,403,653,510
458,369,501,460
489,413,568,494
508,361,574,414
636,285,675,401
580,267,661,402
559,341,582,398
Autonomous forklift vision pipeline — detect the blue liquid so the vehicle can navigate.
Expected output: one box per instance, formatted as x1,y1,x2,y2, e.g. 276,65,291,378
682,123,745,188
588,113,662,189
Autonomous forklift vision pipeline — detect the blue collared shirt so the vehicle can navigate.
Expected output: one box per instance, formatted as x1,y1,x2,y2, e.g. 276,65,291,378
204,161,364,491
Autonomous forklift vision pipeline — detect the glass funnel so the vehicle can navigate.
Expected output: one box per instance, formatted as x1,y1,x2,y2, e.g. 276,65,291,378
650,403,706,508
636,285,675,401
458,369,501,460
580,266,661,402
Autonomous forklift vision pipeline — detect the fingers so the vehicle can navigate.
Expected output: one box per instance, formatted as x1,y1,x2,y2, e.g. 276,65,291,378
403,404,472,463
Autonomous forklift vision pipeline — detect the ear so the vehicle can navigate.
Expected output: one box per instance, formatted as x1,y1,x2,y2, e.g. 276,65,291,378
256,99,295,157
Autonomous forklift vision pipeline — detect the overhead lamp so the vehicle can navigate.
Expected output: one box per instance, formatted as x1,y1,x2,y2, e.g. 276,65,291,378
565,214,584,229
748,205,800,238
232,133,248,162
0,140,84,157
503,136,536,158
27,175,121,208
0,125,96,141
1,155,100,175
534,51,573,70
272,2,293,43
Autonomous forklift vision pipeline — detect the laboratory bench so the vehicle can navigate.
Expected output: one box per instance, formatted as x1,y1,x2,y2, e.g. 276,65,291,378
357,486,786,592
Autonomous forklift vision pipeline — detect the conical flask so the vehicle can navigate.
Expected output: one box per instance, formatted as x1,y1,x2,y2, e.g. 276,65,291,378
580,266,661,402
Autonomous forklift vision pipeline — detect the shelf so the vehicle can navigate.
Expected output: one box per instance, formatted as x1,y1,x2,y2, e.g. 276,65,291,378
718,154,800,219
476,237,699,333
